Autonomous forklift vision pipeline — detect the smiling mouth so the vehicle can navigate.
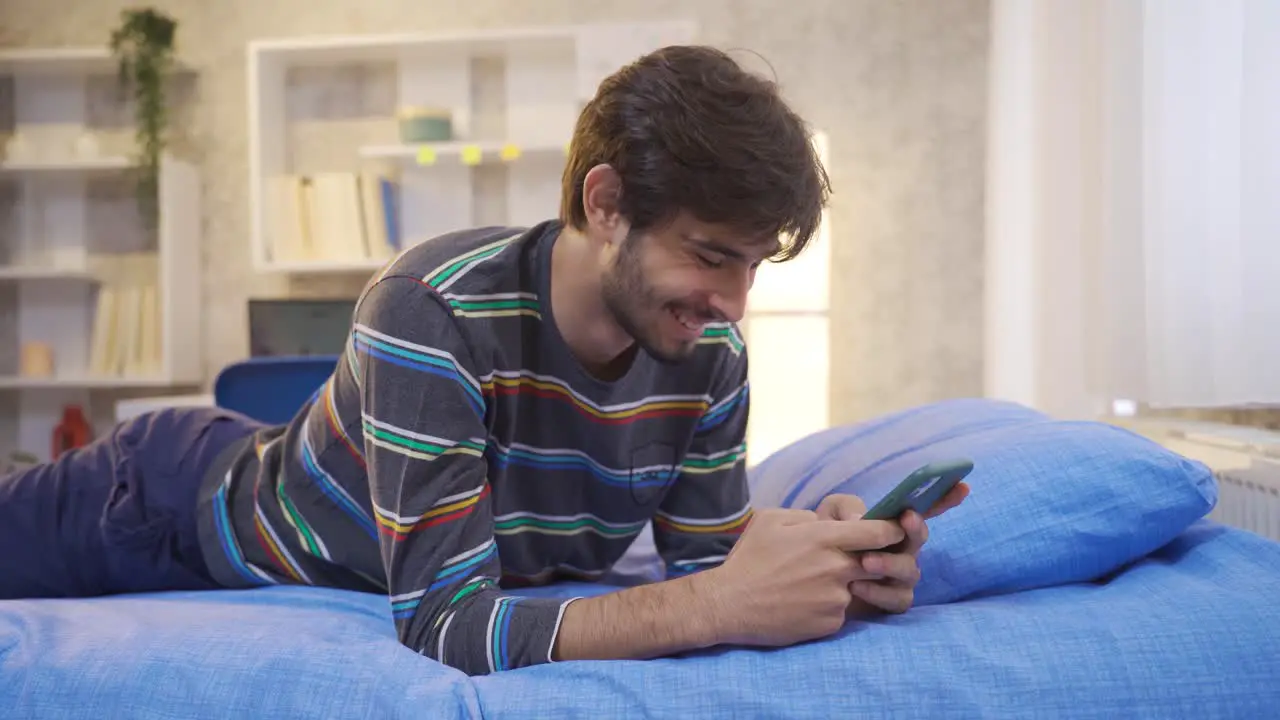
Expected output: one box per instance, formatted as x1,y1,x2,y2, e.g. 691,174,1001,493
669,306,708,335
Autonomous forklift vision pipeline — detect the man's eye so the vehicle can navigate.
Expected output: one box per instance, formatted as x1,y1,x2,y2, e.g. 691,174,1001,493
696,253,724,268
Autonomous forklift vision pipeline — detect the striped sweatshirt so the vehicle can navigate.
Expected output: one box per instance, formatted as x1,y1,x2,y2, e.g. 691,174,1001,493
195,220,753,675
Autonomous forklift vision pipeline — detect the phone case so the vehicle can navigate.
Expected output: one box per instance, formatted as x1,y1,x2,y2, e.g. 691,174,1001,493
861,459,974,521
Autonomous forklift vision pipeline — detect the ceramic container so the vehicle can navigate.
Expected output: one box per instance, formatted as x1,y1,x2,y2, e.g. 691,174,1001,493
398,107,453,143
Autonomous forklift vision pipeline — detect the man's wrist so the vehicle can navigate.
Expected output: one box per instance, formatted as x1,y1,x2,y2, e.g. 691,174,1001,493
549,563,742,663
683,565,738,649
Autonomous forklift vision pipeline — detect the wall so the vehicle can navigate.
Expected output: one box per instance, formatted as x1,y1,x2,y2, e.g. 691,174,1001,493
0,0,990,424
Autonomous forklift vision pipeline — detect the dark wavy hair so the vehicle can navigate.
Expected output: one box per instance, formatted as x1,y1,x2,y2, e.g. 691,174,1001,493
560,45,830,262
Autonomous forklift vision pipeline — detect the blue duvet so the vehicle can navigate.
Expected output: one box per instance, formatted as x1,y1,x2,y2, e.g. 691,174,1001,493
2,520,1278,719
4,399,1279,718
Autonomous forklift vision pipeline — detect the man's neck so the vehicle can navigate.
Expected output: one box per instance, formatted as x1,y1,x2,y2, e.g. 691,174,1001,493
550,228,636,375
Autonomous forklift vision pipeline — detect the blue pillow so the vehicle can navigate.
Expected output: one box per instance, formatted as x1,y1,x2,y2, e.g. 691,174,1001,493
748,398,1218,605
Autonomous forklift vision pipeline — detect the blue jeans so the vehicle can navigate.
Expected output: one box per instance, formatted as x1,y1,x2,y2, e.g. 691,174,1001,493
0,407,262,599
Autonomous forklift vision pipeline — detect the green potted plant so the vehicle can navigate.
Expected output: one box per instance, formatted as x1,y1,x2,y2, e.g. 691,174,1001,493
109,7,178,229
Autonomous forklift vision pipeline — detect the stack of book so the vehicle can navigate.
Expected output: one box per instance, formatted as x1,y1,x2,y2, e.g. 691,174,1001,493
266,170,401,264
87,252,162,378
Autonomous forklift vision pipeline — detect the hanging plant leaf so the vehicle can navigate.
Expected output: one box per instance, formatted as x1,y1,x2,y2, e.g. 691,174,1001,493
109,7,178,231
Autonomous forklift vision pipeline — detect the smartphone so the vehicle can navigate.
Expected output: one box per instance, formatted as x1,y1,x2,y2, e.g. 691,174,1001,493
860,459,974,521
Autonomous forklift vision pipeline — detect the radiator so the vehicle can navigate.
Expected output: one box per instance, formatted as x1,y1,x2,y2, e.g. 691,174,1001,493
1110,417,1280,542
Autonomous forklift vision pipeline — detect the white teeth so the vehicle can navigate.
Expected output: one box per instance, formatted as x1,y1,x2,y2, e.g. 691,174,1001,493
673,309,703,332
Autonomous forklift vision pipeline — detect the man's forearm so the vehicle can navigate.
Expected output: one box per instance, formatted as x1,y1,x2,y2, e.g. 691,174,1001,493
551,568,733,662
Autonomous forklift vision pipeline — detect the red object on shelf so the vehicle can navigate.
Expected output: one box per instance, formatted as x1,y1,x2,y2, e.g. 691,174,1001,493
51,405,92,460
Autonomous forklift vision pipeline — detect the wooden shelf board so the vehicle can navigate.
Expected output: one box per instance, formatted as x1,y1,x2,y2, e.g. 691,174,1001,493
0,46,190,76
250,28,578,66
359,140,568,163
0,266,95,282
0,375,185,390
0,156,134,174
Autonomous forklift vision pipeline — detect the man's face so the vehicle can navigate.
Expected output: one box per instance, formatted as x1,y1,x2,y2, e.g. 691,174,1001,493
600,214,778,364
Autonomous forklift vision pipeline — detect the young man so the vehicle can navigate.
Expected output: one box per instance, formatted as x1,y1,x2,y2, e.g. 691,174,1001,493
0,45,966,675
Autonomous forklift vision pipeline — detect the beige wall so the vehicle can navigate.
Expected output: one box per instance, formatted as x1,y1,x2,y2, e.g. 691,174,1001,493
0,0,990,424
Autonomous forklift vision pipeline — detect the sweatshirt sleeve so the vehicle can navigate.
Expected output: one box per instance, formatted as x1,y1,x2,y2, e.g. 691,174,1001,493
652,341,754,578
353,274,576,675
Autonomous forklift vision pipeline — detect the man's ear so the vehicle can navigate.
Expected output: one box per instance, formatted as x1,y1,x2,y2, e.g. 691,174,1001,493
582,164,624,239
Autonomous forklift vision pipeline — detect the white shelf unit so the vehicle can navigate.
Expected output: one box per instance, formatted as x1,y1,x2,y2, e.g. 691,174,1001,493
0,47,203,462
246,22,696,275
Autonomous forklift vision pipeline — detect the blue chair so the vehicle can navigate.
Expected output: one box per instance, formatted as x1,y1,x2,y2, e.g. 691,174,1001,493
213,355,339,425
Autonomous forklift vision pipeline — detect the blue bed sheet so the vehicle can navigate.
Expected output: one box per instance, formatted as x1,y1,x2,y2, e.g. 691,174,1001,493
2,520,1278,719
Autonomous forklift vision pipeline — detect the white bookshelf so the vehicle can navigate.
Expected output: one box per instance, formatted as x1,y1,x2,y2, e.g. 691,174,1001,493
0,47,203,461
246,22,697,275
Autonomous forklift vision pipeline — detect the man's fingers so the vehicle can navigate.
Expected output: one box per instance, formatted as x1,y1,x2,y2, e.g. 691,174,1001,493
815,494,867,521
810,518,905,552
924,482,970,519
850,580,914,614
859,551,922,586
753,508,820,528
897,511,929,555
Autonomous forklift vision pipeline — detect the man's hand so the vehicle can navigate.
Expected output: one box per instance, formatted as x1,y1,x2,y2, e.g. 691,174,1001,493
844,509,926,616
702,508,907,647
553,507,906,661
813,483,971,618
552,487,972,664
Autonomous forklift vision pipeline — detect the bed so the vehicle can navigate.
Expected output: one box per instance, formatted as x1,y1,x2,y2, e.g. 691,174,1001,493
3,398,1279,718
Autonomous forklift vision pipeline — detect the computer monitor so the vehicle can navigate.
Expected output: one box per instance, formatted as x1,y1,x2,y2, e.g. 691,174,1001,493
247,298,356,357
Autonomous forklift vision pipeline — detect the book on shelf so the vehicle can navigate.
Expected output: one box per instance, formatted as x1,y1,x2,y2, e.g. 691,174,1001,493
267,170,401,264
87,252,162,378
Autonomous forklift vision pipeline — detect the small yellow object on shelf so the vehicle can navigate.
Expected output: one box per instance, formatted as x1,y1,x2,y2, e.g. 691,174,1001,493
415,147,437,166
460,145,483,166
500,144,521,161
20,342,54,378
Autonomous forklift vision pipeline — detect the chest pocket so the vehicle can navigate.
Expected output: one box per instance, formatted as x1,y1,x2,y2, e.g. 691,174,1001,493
628,441,681,507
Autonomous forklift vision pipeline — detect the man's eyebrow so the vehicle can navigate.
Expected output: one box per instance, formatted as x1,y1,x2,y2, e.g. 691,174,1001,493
690,237,745,260
685,235,780,262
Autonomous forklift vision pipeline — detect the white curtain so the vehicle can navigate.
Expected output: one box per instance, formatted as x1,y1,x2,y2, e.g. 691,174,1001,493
985,0,1280,418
